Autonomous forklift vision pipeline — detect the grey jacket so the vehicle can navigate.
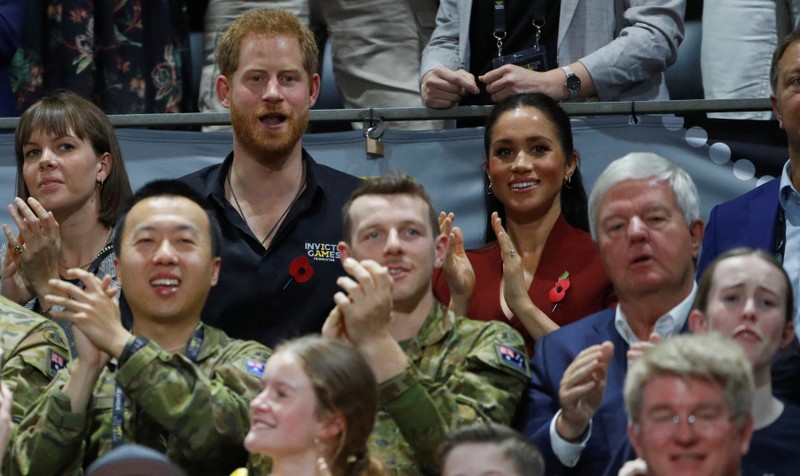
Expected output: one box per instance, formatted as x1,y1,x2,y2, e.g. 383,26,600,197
421,0,686,101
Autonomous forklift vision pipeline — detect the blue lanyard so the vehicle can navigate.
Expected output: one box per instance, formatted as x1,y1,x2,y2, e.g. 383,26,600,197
110,323,205,448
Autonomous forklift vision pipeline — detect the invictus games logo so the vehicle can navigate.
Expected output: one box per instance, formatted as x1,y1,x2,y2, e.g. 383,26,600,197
305,242,340,262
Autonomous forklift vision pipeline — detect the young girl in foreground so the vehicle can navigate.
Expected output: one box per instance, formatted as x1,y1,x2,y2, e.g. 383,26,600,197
233,335,383,476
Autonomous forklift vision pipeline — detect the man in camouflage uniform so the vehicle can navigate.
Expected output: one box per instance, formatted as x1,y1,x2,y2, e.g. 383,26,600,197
9,180,271,476
0,295,69,474
0,295,69,420
323,174,530,475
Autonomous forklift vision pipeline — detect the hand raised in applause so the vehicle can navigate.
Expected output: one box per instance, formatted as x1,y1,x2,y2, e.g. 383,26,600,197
4,197,61,304
492,212,530,315
1,222,34,304
325,257,408,383
328,257,394,345
438,212,474,316
322,305,347,341
493,212,558,338
627,332,662,365
46,268,131,365
556,341,614,441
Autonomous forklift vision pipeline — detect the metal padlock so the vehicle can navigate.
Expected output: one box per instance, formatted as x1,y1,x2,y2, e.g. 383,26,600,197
366,135,384,156
365,124,385,157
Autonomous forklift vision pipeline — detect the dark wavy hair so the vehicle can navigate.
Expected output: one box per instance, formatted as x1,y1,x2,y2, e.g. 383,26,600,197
482,92,588,242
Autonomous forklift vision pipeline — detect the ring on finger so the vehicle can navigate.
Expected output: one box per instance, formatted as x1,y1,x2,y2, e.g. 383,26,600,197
509,250,516,257
14,244,23,254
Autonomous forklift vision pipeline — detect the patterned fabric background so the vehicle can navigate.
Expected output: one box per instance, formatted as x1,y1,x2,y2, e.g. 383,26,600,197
10,0,191,114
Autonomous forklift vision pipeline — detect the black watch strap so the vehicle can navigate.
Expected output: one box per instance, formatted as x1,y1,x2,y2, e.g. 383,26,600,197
561,65,581,99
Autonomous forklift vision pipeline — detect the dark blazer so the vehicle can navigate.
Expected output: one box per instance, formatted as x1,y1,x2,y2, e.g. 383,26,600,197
518,307,689,476
697,178,779,278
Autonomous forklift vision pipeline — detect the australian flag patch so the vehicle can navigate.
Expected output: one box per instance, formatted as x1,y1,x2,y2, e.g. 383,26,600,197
49,350,67,374
245,358,265,378
495,344,528,374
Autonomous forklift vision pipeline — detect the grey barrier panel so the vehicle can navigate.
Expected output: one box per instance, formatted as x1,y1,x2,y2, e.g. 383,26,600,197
0,114,772,250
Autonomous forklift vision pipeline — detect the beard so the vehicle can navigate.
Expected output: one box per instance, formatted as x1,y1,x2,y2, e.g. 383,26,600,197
230,100,309,161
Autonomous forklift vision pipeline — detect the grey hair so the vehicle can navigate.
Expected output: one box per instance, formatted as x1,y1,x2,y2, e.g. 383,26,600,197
587,152,700,242
624,333,754,429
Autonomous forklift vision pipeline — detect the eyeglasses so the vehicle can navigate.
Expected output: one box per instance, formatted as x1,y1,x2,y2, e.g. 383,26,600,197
639,412,734,436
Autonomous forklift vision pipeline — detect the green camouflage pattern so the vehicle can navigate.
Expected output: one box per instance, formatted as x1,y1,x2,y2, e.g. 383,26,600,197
0,295,69,476
369,302,529,475
9,324,271,476
0,294,69,421
248,303,529,476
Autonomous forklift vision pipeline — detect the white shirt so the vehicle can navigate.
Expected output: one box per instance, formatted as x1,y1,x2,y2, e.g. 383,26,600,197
778,160,800,338
550,284,698,467
613,284,697,345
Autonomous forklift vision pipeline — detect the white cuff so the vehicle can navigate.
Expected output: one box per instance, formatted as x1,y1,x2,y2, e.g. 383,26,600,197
549,409,592,467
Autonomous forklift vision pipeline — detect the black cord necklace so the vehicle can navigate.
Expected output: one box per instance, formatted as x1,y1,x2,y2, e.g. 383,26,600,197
226,164,306,246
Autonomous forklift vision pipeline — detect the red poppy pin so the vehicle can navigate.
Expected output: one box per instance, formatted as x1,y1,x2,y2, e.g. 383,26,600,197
549,271,570,312
284,256,314,289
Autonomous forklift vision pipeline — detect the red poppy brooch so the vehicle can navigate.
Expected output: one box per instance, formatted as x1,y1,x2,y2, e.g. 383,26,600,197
284,256,314,289
549,271,570,312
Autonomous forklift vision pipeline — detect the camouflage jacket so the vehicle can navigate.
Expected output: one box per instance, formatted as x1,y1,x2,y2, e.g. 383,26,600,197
0,295,69,476
246,303,528,476
10,324,271,476
370,302,530,475
245,303,528,476
0,295,69,423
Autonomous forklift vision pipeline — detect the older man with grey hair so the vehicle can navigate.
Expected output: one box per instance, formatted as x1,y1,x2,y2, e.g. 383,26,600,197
518,152,705,476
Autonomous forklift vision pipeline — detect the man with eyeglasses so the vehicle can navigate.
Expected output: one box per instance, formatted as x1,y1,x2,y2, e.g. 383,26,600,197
609,248,800,476
623,333,754,476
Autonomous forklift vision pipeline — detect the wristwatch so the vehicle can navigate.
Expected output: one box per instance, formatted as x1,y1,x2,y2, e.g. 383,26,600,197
561,66,581,100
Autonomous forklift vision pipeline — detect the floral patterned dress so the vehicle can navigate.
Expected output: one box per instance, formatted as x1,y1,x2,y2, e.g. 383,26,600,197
10,0,191,114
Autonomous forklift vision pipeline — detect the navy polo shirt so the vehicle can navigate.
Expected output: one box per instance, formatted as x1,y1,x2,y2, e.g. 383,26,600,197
180,150,363,347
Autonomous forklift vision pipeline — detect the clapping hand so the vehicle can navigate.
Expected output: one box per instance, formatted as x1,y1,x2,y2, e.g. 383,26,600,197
557,341,614,441
438,212,475,316
3,197,61,304
46,268,130,364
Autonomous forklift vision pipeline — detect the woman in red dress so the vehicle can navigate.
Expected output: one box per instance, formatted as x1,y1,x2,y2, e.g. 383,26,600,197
433,93,615,354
